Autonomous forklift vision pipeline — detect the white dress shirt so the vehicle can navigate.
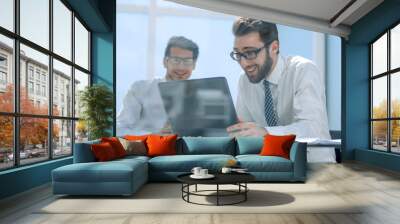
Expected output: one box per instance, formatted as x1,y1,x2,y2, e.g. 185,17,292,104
117,78,168,135
236,55,336,162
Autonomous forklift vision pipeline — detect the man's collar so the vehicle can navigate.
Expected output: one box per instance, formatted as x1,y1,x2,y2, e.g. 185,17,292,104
265,56,283,85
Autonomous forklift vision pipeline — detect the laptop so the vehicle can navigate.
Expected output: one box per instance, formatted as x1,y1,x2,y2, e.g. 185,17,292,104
158,77,238,137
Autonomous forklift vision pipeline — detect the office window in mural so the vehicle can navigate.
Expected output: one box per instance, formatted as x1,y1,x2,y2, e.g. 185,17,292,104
116,0,342,163
371,23,400,153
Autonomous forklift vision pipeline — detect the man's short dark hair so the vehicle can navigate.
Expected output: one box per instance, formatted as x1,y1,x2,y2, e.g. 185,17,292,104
232,18,279,46
164,36,199,60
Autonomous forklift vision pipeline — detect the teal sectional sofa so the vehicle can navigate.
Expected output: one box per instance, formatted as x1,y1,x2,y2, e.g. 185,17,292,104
52,137,307,196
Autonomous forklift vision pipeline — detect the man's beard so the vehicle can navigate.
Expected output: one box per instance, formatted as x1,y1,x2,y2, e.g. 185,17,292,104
246,53,273,84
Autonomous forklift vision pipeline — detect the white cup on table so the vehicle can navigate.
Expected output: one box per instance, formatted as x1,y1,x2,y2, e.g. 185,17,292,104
191,167,202,176
199,169,208,176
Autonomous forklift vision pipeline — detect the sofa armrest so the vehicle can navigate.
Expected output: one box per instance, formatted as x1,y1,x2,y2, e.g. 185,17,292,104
289,142,307,181
73,140,100,163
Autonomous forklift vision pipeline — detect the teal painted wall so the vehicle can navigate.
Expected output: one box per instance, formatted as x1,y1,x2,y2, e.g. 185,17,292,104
0,0,116,200
91,32,115,135
91,0,115,135
0,158,72,199
344,0,400,170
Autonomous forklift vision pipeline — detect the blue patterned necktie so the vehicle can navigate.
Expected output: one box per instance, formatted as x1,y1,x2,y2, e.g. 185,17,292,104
263,80,278,126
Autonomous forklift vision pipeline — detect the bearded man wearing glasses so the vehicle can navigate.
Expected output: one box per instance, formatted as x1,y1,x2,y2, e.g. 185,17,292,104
117,36,199,135
226,18,335,163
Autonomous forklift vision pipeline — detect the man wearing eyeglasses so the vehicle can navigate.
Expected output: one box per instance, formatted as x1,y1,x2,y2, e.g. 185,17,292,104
226,18,335,162
117,36,198,135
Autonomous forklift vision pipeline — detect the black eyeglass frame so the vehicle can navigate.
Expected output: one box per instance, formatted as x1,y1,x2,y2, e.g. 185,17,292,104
230,44,268,61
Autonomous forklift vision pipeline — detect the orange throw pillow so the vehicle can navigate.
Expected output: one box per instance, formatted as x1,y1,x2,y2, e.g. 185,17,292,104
146,134,177,157
101,137,127,158
260,134,296,159
91,142,117,161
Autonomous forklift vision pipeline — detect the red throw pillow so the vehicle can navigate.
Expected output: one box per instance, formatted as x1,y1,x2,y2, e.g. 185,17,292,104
91,142,117,161
101,137,127,158
146,134,177,157
260,134,296,159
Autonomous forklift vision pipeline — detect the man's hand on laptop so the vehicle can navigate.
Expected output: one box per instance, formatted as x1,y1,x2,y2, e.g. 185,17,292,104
226,122,268,137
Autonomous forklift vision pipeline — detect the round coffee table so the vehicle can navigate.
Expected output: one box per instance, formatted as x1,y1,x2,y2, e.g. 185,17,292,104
177,172,255,206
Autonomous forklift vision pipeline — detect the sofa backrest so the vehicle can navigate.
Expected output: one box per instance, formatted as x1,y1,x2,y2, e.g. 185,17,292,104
73,139,100,163
236,137,263,155
178,137,235,155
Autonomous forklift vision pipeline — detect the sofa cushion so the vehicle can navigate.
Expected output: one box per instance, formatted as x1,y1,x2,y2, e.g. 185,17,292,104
74,140,100,163
119,138,147,156
236,137,263,155
101,137,127,158
236,155,293,172
147,134,177,157
260,134,296,159
148,154,235,172
124,135,149,142
91,142,118,161
116,155,150,163
179,137,235,155
52,158,147,183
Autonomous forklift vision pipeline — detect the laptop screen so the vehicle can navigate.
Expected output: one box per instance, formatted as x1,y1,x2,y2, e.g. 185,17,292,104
158,77,238,137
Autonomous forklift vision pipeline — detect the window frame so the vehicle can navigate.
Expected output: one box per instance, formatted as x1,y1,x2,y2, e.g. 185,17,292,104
370,20,400,154
0,0,92,171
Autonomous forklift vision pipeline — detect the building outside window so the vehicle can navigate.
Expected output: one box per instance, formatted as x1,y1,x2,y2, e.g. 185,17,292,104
41,73,46,83
0,54,6,67
28,81,34,94
0,71,7,87
35,83,40,95
0,55,7,88
28,66,34,79
41,85,46,97
35,70,40,81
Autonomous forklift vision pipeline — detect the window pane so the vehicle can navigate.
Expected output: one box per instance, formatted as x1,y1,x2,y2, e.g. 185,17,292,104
20,44,49,115
391,24,400,70
391,120,400,153
372,77,387,119
53,0,72,60
116,13,148,117
372,121,388,151
75,120,88,143
20,0,49,49
20,117,49,165
391,72,400,118
53,119,72,158
0,35,14,112
372,33,387,76
75,18,89,70
0,116,13,170
53,59,72,117
74,69,89,118
0,0,14,31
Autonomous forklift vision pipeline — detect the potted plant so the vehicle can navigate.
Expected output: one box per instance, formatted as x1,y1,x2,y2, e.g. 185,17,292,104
79,84,114,140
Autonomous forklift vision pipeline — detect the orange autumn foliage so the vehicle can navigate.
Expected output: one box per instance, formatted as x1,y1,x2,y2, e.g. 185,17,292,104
0,84,59,149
